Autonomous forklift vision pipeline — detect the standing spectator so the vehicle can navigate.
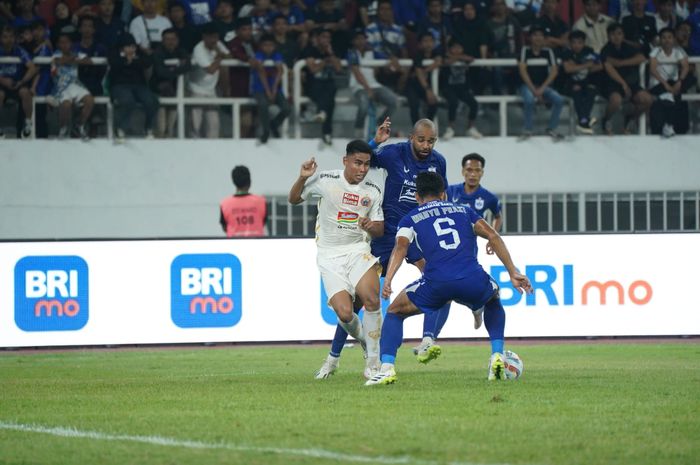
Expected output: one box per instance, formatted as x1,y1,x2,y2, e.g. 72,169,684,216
50,32,95,140
188,22,229,138
129,0,172,53
96,0,126,52
299,27,341,145
346,30,397,138
441,38,482,139
226,16,256,97
622,0,657,55
252,33,289,143
220,165,267,238
406,32,440,126
534,0,569,53
151,27,189,136
168,1,200,52
108,33,159,141
649,27,691,136
75,16,107,97
573,0,614,53
417,0,453,53
0,25,36,139
271,13,300,67
29,20,53,139
213,0,237,43
487,0,523,94
600,22,652,134
517,26,564,140
656,0,679,31
562,30,603,134
453,1,490,94
365,0,408,91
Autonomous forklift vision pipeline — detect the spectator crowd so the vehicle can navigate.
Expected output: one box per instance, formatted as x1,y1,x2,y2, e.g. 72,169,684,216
0,0,698,141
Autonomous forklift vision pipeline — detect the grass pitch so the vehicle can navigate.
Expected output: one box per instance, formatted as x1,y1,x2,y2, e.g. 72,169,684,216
0,342,698,465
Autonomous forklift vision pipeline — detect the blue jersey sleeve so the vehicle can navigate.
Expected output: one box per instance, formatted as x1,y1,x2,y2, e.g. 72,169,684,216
490,195,502,216
371,143,394,169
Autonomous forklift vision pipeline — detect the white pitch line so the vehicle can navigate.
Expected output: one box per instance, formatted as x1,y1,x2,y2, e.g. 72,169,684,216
0,421,518,465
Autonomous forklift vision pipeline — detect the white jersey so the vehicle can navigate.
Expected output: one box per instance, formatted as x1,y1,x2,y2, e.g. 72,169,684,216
649,46,687,88
301,169,384,256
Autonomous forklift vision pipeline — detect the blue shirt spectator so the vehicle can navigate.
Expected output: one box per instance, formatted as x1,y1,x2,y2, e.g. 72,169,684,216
179,0,218,25
607,0,655,20
689,6,700,55
391,0,426,27
251,49,284,94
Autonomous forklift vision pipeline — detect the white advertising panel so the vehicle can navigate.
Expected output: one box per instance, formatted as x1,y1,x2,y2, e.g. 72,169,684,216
0,234,698,348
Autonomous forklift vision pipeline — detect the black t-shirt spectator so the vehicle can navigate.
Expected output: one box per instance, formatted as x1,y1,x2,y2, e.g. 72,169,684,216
453,18,489,57
560,45,599,83
621,13,657,55
519,46,557,86
150,46,190,95
108,50,152,87
309,8,344,27
174,23,200,53
601,41,641,87
535,15,568,45
441,55,470,86
214,19,237,43
451,0,493,20
299,45,336,84
410,49,439,83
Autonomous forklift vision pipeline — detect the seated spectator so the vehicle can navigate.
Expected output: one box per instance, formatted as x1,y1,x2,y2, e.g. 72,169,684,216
356,0,378,29
562,30,604,134
600,22,652,134
534,0,569,53
220,165,267,238
108,33,159,141
504,0,542,31
391,0,426,29
168,2,200,53
451,0,494,21
50,32,95,140
573,0,614,53
656,0,679,31
608,0,655,20
96,0,126,52
517,26,564,140
0,25,37,138
151,27,189,137
406,33,440,127
306,0,348,53
452,1,489,94
417,0,453,53
75,16,107,97
675,20,695,56
51,2,78,46
688,5,700,55
275,0,308,37
129,0,172,53
649,27,691,136
622,0,657,55
487,0,523,94
675,0,691,20
131,0,168,15
365,0,408,91
176,0,217,25
12,0,41,29
188,22,229,138
28,21,53,138
346,30,397,138
213,0,237,43
441,38,482,139
251,33,289,143
226,16,257,97
299,27,341,145
271,13,300,67
242,0,275,40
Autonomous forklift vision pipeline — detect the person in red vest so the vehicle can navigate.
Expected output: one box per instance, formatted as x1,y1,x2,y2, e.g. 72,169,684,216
219,166,268,237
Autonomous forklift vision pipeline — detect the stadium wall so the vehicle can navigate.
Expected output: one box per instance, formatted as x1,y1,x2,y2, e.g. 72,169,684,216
0,234,698,348
1,137,699,239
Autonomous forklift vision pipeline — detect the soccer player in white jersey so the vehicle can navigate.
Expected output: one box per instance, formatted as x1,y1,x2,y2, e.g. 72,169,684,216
288,140,385,379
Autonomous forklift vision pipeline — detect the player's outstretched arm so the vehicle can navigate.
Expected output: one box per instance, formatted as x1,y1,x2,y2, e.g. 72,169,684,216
382,236,409,299
473,219,533,295
288,157,317,205
372,117,391,146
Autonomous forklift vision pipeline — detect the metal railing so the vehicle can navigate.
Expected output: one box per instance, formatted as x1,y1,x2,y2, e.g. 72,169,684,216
265,190,700,237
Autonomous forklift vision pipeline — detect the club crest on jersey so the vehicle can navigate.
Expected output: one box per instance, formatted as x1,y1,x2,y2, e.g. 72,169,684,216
361,196,371,207
342,192,359,206
337,211,359,224
475,197,485,210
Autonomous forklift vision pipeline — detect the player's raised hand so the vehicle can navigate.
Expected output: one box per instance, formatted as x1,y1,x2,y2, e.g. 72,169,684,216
358,217,372,231
300,157,317,179
510,272,533,295
373,117,391,145
485,241,495,255
381,280,393,299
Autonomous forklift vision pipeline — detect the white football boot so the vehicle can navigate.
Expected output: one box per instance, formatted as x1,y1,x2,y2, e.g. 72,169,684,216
365,366,397,386
314,355,340,379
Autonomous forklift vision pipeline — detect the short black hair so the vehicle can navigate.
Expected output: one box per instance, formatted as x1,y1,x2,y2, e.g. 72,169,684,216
232,165,251,189
569,30,586,41
0,25,15,36
607,22,623,35
529,25,546,36
416,172,445,198
31,19,47,30
462,152,485,168
236,16,252,28
162,27,178,37
346,139,373,156
659,26,675,37
201,21,218,35
418,31,434,42
77,15,95,29
259,33,275,44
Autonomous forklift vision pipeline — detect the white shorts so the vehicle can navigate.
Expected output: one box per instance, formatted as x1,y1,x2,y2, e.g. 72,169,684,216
318,251,379,303
56,83,90,104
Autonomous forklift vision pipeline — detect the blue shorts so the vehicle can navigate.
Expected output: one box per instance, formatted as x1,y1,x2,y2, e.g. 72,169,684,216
405,270,498,314
372,240,422,277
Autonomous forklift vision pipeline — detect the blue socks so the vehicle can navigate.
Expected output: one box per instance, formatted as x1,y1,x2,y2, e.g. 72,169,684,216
379,312,405,364
484,298,506,354
422,302,451,339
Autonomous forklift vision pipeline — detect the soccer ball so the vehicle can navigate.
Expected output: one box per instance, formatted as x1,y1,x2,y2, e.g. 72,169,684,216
503,350,523,380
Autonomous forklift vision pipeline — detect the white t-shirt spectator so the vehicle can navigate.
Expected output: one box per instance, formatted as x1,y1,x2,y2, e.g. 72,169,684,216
347,49,382,92
649,45,687,87
188,40,229,96
129,15,173,50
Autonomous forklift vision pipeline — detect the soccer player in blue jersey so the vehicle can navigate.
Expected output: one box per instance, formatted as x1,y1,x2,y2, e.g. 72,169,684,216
365,172,532,385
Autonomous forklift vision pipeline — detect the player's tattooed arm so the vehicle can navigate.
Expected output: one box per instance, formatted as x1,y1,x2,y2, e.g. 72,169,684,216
473,219,532,295
288,157,317,204
382,236,410,299
359,218,384,238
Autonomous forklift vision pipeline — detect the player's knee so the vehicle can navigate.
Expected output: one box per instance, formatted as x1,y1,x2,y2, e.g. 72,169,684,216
335,306,354,323
362,294,381,312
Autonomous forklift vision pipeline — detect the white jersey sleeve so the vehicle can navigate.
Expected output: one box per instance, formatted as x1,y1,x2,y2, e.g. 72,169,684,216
300,173,323,200
396,226,415,242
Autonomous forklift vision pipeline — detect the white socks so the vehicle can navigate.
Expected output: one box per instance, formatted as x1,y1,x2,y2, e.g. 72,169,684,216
338,313,364,344
362,310,382,362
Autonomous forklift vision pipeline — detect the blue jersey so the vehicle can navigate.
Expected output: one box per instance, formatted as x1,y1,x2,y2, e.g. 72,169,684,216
370,141,448,243
398,200,484,282
446,184,501,220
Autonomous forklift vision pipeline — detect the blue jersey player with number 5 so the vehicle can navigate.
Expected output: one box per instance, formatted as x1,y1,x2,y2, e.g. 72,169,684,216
365,172,533,385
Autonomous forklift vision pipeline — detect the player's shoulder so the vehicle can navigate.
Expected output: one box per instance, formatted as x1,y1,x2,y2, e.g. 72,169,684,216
361,176,383,197
478,185,498,198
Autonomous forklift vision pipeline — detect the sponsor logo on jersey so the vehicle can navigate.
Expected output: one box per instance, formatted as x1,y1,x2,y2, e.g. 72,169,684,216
171,254,242,328
452,196,460,203
343,192,359,206
361,196,371,207
475,197,485,210
337,211,359,223
403,166,410,173
14,255,89,332
364,181,382,194
320,173,340,179
399,184,418,203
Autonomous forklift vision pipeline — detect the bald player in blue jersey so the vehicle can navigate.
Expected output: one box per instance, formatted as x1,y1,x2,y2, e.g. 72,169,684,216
365,172,532,385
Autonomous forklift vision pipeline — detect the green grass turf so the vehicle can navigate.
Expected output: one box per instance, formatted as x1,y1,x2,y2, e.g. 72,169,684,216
0,342,698,465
